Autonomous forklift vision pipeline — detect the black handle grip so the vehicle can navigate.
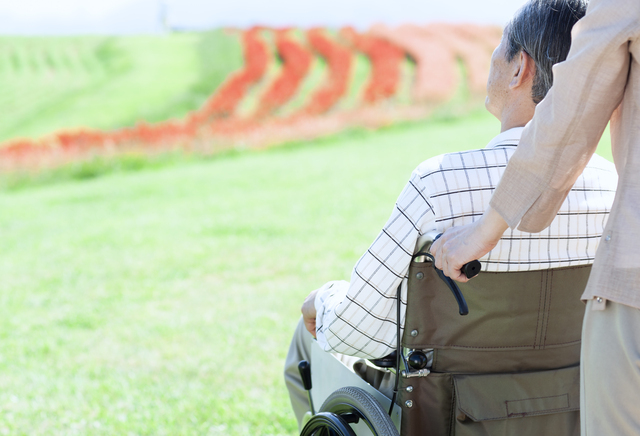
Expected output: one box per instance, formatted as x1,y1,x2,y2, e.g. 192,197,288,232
462,260,481,279
298,360,312,391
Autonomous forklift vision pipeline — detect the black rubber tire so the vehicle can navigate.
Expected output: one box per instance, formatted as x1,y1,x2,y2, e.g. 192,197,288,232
300,412,357,436
319,386,399,436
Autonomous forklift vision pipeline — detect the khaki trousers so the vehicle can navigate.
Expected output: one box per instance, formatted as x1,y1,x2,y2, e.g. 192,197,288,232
581,299,640,435
283,318,394,431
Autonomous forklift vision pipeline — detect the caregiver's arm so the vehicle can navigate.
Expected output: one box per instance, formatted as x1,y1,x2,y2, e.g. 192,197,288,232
433,0,635,280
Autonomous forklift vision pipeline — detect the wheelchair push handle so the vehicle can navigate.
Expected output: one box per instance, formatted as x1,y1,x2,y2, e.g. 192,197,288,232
462,259,481,279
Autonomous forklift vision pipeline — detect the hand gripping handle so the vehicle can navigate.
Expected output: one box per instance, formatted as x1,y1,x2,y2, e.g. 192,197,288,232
431,234,481,316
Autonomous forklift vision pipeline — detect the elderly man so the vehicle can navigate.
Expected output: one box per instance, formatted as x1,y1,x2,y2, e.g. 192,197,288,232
284,0,617,429
432,0,640,434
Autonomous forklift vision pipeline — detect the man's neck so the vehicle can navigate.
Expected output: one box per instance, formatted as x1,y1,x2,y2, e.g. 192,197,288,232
499,99,535,133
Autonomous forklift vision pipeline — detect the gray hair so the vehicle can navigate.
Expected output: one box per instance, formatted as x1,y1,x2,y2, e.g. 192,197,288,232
505,0,588,104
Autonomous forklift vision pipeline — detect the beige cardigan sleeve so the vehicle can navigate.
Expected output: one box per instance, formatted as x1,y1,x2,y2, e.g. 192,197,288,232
490,0,636,232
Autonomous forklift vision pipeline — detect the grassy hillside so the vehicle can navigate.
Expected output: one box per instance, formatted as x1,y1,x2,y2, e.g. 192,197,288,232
0,31,242,143
0,109,615,434
0,112,500,434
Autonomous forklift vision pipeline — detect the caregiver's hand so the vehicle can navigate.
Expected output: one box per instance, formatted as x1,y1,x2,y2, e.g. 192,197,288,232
431,207,508,282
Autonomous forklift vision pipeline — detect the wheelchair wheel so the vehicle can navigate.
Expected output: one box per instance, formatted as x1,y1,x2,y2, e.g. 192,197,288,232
300,386,399,436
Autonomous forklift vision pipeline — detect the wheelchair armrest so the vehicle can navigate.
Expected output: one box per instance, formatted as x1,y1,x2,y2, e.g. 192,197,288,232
369,350,397,368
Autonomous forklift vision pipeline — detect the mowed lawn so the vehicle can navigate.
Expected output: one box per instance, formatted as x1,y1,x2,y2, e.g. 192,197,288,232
0,112,612,435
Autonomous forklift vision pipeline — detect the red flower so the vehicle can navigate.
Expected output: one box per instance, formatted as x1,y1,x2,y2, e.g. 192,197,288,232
198,28,269,120
301,28,353,115
341,27,405,103
254,29,313,117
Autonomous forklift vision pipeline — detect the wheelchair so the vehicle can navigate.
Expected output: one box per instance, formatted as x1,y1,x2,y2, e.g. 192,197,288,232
298,235,588,436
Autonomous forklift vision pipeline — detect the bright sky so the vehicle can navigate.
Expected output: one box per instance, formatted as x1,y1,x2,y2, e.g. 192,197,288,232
0,0,528,35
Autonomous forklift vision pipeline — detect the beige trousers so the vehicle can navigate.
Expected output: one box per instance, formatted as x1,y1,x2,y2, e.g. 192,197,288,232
283,318,395,431
581,299,640,436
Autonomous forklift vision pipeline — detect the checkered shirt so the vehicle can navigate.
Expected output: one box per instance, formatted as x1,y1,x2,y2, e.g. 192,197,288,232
314,127,618,359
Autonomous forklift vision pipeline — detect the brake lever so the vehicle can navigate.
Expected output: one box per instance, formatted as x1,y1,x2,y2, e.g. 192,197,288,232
434,267,469,316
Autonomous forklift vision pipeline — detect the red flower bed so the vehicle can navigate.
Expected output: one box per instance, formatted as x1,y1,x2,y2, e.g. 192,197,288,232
341,27,405,103
301,29,352,115
370,24,458,103
425,23,497,96
198,28,270,120
0,139,39,160
370,23,501,102
0,28,269,167
0,25,500,171
112,120,188,146
254,29,313,117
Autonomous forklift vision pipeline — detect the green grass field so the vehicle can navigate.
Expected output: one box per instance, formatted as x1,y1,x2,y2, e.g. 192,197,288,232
0,30,426,147
0,31,242,143
0,110,614,434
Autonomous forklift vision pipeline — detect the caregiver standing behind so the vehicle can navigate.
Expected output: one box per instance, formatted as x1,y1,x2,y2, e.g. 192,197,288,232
431,0,640,434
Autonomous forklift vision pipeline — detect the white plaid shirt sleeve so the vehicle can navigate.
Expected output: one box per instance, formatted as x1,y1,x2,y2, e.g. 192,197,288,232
315,169,437,358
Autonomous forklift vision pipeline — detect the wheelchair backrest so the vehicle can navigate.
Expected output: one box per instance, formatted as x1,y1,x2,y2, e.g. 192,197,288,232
403,261,590,372
398,259,589,436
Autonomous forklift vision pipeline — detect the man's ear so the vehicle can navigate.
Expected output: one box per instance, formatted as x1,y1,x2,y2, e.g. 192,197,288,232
509,51,535,89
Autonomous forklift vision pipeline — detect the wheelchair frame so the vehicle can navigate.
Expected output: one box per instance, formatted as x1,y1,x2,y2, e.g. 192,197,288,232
299,234,471,436
297,232,586,436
